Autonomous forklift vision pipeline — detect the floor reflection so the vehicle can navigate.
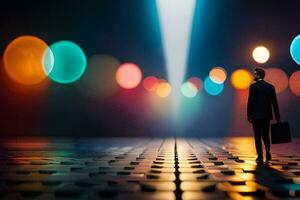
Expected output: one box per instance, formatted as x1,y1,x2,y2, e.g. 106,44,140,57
0,137,299,199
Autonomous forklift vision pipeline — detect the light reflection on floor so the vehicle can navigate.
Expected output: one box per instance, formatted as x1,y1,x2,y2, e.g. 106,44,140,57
0,137,299,199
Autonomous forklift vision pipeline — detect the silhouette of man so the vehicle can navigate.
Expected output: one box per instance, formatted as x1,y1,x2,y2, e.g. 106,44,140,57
247,68,280,163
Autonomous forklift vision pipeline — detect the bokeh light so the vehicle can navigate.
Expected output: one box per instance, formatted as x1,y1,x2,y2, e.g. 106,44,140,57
181,81,198,98
209,67,227,84
188,77,203,91
289,70,300,96
44,41,86,84
156,82,172,98
252,46,270,64
3,35,53,85
158,78,167,83
204,77,224,96
290,34,300,65
143,76,159,92
78,55,120,98
231,69,253,90
116,63,142,89
265,68,289,93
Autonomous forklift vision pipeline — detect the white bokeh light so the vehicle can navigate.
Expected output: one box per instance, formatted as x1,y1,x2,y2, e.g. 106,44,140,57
252,46,270,64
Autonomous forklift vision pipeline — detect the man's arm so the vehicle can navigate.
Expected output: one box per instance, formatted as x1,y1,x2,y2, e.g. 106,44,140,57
247,85,253,122
271,86,280,121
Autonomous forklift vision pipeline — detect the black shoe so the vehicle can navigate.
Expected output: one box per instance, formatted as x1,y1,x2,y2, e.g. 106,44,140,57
256,156,263,163
266,152,272,162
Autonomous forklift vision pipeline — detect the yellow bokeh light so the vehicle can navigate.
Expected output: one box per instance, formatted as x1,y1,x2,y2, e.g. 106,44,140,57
156,82,172,98
231,69,253,90
209,67,227,84
252,46,270,64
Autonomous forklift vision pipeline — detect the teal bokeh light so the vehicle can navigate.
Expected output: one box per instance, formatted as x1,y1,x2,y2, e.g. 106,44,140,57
45,41,87,84
181,82,198,98
204,77,224,96
291,34,300,65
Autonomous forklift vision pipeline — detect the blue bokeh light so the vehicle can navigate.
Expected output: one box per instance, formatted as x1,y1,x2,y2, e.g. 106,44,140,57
291,34,300,65
204,76,224,96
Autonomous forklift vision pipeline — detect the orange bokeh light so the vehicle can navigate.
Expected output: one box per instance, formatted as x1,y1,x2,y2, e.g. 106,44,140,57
289,70,300,97
265,68,289,93
143,76,159,92
156,82,172,98
231,69,253,90
115,63,142,89
158,78,168,83
209,67,227,84
188,77,203,91
3,35,50,85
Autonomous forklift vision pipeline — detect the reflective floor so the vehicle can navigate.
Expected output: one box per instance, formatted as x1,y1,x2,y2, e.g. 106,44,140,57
0,137,300,199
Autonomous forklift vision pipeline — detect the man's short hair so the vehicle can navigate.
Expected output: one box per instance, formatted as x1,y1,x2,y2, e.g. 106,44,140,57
254,68,265,79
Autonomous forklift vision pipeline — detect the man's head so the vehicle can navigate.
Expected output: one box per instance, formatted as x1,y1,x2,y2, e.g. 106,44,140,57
254,68,265,81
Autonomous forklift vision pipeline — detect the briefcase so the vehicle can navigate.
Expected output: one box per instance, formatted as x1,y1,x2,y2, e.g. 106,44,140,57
271,122,291,144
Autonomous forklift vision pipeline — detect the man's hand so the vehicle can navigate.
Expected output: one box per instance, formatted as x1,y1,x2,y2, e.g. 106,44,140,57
247,116,252,123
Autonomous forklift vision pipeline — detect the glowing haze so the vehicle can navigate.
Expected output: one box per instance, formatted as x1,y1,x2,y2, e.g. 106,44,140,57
156,0,196,117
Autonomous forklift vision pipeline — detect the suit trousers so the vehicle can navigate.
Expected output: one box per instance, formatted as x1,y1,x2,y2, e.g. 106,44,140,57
252,119,270,157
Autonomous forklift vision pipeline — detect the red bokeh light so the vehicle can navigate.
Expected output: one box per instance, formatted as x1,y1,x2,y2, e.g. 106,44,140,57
265,68,288,94
143,76,159,92
188,77,203,91
289,70,300,97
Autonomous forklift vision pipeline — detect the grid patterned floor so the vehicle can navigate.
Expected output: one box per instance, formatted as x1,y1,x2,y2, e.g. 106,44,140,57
0,137,300,199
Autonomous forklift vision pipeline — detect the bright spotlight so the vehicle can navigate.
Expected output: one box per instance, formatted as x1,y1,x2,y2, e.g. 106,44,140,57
252,46,270,64
156,0,196,114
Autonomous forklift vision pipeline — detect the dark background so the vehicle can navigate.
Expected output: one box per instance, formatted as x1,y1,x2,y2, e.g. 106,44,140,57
0,0,300,137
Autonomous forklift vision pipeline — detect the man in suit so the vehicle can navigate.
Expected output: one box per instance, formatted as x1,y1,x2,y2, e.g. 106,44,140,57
247,68,280,163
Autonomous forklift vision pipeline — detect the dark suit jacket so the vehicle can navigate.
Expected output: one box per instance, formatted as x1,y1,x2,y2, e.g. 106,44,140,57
247,80,280,120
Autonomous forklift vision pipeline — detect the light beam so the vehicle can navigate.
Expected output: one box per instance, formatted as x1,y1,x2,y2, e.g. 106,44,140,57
156,0,196,116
